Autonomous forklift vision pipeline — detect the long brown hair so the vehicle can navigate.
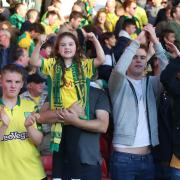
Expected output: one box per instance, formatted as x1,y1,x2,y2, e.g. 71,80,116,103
54,32,83,87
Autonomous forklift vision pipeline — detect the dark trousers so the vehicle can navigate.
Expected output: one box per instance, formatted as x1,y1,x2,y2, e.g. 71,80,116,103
52,125,81,179
61,162,101,180
110,151,155,180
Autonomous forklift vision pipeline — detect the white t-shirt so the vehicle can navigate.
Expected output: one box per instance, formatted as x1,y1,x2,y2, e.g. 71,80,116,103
114,77,150,148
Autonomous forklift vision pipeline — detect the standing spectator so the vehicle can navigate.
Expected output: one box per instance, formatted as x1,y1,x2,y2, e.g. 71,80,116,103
0,64,46,180
30,31,105,180
20,73,50,155
109,24,168,180
160,43,180,180
39,85,110,180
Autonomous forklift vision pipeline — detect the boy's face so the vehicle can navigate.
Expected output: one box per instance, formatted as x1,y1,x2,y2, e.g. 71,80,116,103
1,71,23,99
166,33,175,43
106,35,116,47
127,24,136,35
71,17,82,29
19,49,30,67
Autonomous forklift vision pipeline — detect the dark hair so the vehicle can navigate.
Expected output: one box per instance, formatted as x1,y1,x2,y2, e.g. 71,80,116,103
162,29,175,37
54,32,83,87
69,11,83,21
29,23,45,34
122,18,136,29
99,32,115,45
1,64,25,81
46,10,58,18
12,47,26,62
170,5,179,18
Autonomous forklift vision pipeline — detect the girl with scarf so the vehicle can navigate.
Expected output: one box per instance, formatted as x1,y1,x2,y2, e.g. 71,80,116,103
30,31,105,180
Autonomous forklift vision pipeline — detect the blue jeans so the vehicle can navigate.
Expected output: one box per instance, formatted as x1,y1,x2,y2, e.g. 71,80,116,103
110,151,155,180
171,167,180,180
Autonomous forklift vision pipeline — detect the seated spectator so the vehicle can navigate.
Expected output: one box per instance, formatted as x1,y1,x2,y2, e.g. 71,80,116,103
41,0,64,26
145,0,162,25
160,29,180,52
12,47,31,93
115,1,124,18
90,9,109,39
40,41,53,59
114,0,141,39
0,64,46,180
18,23,45,56
41,10,60,35
0,29,18,69
154,2,173,26
105,0,119,32
20,8,39,34
9,2,27,30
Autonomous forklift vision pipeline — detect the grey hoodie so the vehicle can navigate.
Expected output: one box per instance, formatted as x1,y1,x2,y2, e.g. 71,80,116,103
108,40,168,147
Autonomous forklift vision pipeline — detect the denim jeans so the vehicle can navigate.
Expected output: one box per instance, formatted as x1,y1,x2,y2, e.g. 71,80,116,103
171,167,180,180
110,151,155,180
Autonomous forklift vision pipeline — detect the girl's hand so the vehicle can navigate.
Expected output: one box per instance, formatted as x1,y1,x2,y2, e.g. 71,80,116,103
86,32,97,42
38,34,47,45
0,106,10,127
24,113,40,128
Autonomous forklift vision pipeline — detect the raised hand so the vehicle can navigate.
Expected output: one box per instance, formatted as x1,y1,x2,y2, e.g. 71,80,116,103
38,34,47,45
143,24,158,44
165,40,180,58
86,32,97,42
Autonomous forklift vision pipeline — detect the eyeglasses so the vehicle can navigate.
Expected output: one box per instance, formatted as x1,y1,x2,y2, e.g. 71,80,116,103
161,1,167,4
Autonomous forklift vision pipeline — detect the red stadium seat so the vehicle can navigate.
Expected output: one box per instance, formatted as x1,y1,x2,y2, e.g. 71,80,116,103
41,155,53,180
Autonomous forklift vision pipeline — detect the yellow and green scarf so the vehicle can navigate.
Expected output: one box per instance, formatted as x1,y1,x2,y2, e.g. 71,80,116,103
50,61,90,152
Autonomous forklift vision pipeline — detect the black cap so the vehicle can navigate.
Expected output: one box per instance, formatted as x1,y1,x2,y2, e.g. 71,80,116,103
27,73,46,84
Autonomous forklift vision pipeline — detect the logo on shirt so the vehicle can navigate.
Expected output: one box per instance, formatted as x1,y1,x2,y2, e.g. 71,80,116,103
1,132,28,141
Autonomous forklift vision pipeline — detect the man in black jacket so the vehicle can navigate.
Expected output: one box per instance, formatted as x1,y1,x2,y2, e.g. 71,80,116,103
160,43,180,179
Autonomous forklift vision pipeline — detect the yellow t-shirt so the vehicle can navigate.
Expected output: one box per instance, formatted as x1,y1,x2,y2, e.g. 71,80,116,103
0,98,45,180
41,58,95,109
106,12,119,32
